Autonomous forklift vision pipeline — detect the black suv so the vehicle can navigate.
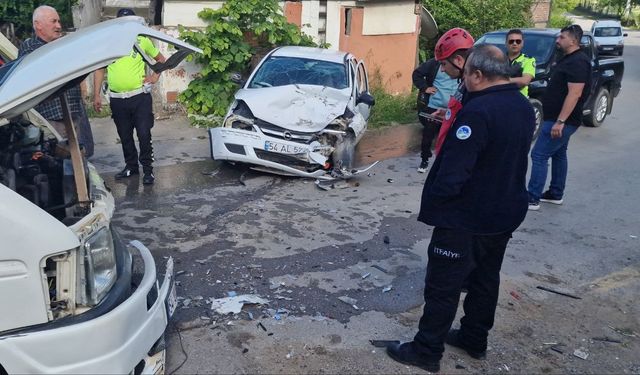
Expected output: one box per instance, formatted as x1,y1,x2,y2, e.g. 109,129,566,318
477,29,624,133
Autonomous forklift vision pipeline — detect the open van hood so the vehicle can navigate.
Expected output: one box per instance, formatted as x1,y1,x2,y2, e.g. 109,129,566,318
0,16,202,119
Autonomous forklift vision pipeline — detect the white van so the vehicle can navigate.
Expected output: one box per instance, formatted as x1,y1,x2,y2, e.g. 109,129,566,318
591,19,627,56
0,17,200,374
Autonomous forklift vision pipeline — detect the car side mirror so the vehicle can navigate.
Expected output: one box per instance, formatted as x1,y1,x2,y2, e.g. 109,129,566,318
357,92,375,106
229,72,245,85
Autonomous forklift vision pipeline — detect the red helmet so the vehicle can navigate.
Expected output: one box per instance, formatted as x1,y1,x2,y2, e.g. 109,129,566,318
434,28,474,61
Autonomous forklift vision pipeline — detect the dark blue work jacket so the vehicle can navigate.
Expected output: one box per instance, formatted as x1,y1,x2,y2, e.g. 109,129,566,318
418,83,535,235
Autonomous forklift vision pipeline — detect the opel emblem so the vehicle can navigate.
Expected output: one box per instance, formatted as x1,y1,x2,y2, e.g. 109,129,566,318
283,131,292,140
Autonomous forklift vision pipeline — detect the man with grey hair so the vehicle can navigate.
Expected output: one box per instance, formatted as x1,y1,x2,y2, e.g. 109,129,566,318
18,5,94,157
386,44,534,372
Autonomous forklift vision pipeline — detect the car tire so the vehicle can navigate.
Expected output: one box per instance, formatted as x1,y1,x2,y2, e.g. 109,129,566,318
332,132,356,171
584,87,610,127
529,98,543,141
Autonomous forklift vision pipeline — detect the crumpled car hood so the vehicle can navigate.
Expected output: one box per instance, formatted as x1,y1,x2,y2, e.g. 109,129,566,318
236,85,351,133
0,16,201,119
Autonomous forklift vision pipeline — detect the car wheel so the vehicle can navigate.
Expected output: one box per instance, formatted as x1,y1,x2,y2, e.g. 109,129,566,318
529,98,543,141
332,133,356,171
584,87,610,127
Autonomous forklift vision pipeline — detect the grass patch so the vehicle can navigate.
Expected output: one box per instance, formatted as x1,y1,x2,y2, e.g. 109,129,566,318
368,87,418,128
86,104,112,118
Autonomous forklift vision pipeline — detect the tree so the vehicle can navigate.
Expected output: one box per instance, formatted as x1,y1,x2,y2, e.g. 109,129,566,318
420,0,533,59
178,0,316,125
0,1,77,44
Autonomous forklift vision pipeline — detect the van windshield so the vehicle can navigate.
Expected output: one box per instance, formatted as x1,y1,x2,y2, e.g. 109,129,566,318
594,27,622,37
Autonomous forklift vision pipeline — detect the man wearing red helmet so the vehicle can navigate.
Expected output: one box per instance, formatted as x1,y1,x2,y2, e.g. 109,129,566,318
430,28,475,156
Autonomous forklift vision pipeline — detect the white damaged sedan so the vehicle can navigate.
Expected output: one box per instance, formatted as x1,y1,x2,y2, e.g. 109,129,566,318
209,46,375,179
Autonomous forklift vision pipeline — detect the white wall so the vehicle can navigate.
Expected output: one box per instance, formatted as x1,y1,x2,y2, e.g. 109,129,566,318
72,0,102,29
362,1,416,35
325,0,356,50
300,0,320,43
154,27,203,108
162,1,224,27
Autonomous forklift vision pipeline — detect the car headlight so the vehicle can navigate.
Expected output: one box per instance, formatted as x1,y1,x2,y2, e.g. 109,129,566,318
84,227,117,305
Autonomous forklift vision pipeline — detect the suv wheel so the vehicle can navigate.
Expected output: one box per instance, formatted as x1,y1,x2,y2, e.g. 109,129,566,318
584,87,610,127
529,98,543,141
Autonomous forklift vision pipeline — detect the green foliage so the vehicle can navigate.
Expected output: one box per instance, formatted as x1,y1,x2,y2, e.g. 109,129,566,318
420,0,534,59
548,11,573,28
0,0,78,42
368,87,417,128
179,0,316,125
553,0,581,12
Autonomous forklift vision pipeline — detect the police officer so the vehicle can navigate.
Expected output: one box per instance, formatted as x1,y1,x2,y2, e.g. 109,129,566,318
506,29,536,97
93,8,166,185
386,45,535,372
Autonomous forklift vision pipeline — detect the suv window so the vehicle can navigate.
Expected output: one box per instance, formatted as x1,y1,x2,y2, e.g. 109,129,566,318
476,33,556,66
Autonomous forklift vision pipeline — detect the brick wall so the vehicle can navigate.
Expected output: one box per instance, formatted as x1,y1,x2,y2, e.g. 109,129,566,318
531,0,551,28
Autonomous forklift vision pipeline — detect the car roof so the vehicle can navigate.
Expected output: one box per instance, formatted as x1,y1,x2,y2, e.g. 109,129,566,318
592,20,621,27
482,28,594,38
270,46,350,64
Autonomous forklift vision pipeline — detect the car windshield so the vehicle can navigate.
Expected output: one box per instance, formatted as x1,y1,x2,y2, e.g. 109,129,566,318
594,27,621,37
248,56,348,89
476,33,557,66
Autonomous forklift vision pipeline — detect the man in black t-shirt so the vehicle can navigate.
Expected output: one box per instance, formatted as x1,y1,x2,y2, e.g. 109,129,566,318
527,25,591,211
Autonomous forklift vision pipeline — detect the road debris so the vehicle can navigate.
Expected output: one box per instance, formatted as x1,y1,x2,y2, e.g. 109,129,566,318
210,295,269,315
573,348,589,360
536,285,581,299
592,336,622,343
608,325,638,337
509,291,522,300
383,235,390,244
361,272,371,279
371,265,389,274
498,364,510,372
257,322,267,332
550,344,565,354
382,285,393,293
338,296,359,309
387,178,394,183
369,340,399,348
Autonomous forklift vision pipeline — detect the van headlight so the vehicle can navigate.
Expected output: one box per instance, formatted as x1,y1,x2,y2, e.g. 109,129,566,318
85,227,117,305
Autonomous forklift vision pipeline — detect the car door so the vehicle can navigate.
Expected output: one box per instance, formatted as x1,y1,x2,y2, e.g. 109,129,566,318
354,60,371,121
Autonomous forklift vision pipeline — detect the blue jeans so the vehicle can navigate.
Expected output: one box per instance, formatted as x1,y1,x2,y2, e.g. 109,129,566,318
528,120,578,201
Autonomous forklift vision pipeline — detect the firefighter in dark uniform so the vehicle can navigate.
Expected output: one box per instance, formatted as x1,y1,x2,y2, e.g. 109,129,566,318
386,45,535,372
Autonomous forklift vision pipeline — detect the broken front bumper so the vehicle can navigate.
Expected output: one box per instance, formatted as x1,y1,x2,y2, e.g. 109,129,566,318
0,241,175,374
209,127,334,179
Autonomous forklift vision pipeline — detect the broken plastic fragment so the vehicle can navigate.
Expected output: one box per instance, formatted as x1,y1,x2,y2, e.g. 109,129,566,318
210,295,269,315
573,348,589,360
382,285,393,293
338,296,358,305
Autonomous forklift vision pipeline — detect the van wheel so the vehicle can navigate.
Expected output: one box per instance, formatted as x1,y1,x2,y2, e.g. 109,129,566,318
529,98,543,141
584,87,609,127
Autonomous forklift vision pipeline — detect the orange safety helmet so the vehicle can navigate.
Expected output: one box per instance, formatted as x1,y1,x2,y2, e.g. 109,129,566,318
434,28,475,61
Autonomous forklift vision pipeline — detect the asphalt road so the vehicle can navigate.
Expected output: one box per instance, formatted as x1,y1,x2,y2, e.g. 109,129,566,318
90,27,640,374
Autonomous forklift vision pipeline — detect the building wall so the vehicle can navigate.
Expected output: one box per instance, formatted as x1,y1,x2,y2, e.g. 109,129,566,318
162,1,224,27
531,0,551,28
283,1,302,27
338,6,418,94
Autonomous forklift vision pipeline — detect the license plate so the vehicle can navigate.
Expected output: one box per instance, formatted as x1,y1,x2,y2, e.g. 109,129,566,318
264,140,307,154
165,257,177,318
603,47,613,50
